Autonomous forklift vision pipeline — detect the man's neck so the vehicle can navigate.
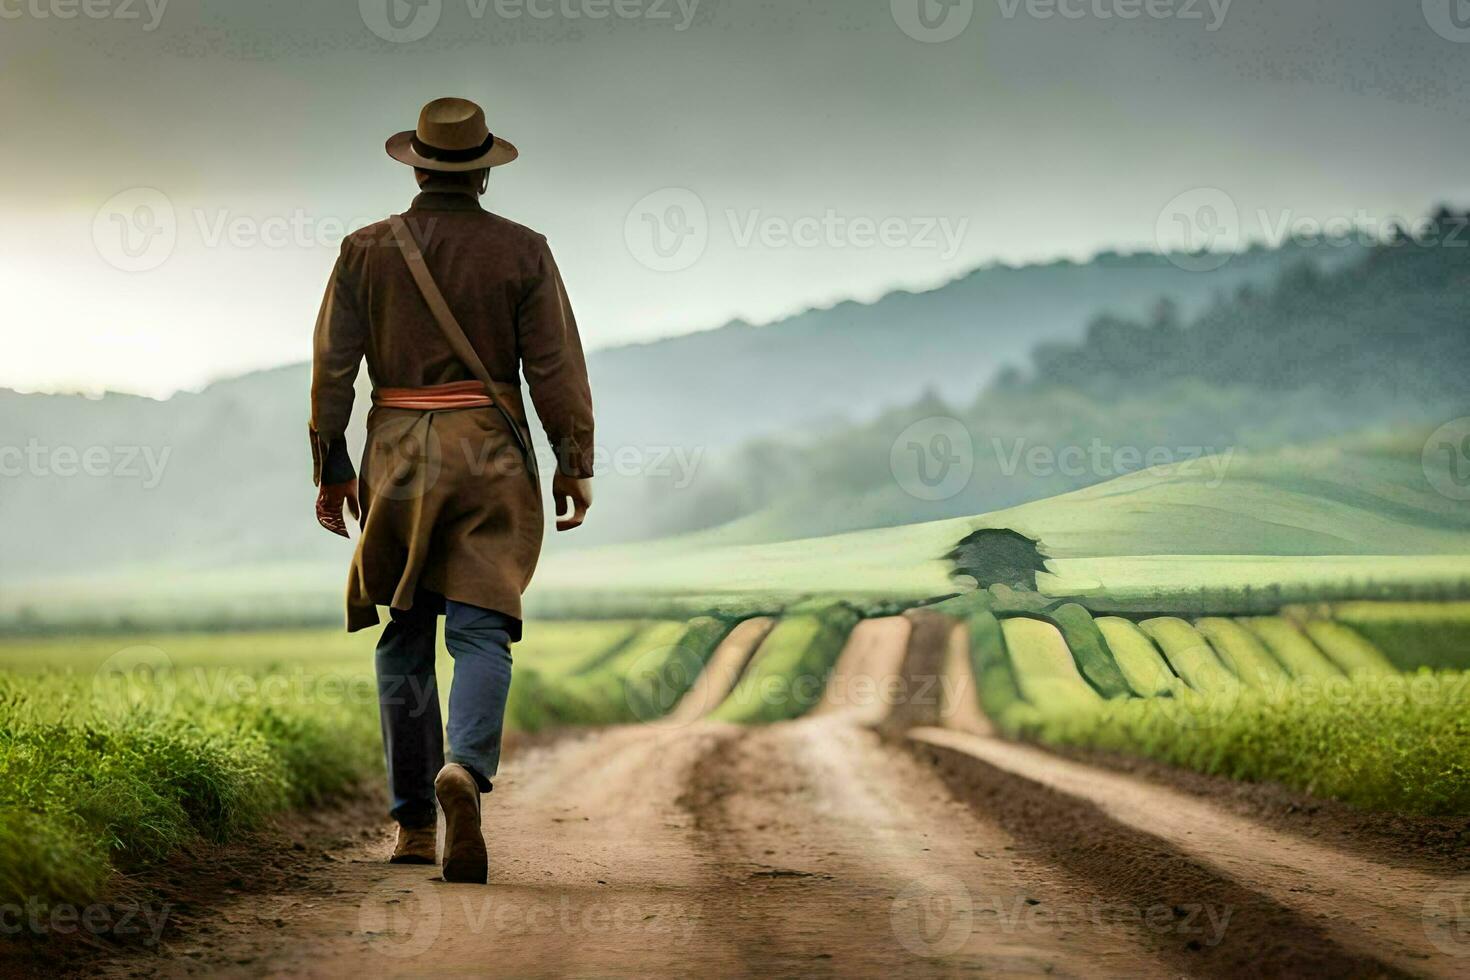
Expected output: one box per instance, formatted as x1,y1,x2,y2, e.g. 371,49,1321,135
417,178,481,198
411,181,486,213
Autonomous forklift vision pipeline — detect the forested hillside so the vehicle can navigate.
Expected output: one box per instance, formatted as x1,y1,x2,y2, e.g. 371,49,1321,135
659,211,1470,543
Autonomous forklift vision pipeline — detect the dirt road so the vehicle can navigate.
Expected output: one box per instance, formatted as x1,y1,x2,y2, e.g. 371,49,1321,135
96,617,1461,979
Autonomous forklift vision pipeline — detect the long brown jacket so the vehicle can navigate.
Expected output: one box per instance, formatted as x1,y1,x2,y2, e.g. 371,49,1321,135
310,187,594,634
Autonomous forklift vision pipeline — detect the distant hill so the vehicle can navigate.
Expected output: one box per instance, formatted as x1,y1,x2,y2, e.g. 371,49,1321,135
534,431,1470,616
956,431,1470,609
668,219,1470,544
589,244,1340,451
0,239,1332,582
968,431,1470,561
1030,210,1470,401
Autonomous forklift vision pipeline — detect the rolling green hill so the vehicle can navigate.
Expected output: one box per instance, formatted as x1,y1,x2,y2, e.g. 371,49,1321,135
527,429,1470,616
954,432,1470,609
6,429,1469,629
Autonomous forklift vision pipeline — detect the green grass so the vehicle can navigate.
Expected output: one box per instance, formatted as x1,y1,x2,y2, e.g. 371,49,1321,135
1242,617,1342,680
1042,604,1131,698
508,618,733,730
981,436,1470,560
1298,621,1395,677
958,435,1470,612
1037,554,1470,610
1001,617,1101,710
1140,618,1237,694
951,597,1470,815
0,661,381,911
0,619,646,916
1313,601,1470,672
1021,671,1470,815
1194,617,1287,688
711,604,860,724
523,620,646,677
1094,617,1177,697
529,434,1470,620
0,628,378,675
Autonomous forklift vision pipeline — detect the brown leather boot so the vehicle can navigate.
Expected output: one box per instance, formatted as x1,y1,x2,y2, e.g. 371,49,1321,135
435,763,487,884
390,823,437,865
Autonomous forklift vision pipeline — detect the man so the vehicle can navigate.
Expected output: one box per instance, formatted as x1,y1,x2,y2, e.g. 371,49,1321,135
309,97,595,884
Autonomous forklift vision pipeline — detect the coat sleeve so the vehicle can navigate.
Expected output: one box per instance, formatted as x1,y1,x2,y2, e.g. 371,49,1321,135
309,241,367,486
517,238,596,479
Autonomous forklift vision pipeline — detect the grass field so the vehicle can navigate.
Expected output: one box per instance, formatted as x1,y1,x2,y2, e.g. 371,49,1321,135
1030,673,1470,814
710,603,860,724
0,643,380,911
0,621,650,915
508,618,734,729
956,594,1470,814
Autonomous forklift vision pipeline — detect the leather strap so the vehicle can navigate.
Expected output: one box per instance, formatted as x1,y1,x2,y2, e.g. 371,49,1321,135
388,214,537,481
376,380,495,412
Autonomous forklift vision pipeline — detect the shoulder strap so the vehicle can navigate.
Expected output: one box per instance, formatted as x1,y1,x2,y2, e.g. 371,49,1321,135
388,214,498,392
387,214,536,478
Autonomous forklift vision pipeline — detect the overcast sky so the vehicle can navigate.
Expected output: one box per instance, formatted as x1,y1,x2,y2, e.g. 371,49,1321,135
3,0,1468,397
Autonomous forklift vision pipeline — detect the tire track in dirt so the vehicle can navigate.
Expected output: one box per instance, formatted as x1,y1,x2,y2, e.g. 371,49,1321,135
680,718,1178,977
910,733,1408,978
920,616,1463,977
911,728,1456,979
675,617,1175,977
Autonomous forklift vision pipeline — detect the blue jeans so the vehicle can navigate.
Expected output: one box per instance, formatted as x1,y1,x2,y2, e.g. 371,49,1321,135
375,590,515,828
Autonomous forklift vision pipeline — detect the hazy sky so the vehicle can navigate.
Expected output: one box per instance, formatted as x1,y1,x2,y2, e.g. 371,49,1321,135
3,0,1469,397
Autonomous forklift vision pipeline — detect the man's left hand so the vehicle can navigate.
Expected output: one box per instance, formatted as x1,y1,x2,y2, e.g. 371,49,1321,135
316,480,361,538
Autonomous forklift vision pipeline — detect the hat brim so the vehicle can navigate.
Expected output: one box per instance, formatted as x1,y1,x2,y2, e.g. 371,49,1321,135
385,131,519,171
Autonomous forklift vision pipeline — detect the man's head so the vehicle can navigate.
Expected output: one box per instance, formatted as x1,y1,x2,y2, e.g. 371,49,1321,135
388,97,518,177
415,167,489,196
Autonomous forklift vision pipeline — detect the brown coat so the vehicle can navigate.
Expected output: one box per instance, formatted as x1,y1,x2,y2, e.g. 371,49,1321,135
310,188,595,634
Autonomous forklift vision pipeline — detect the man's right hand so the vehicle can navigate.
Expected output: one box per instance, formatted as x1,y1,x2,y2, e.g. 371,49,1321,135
316,479,360,538
553,473,592,532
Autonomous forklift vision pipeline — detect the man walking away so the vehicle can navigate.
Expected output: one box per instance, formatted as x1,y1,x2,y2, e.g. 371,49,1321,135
309,97,595,884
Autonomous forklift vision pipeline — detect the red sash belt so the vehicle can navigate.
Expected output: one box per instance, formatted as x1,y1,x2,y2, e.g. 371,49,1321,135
375,380,495,412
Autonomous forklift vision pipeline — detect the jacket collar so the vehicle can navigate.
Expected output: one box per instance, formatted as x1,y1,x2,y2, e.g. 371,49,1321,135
408,189,485,213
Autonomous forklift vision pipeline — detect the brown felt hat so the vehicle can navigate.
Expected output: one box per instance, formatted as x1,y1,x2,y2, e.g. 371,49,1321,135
386,97,519,172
